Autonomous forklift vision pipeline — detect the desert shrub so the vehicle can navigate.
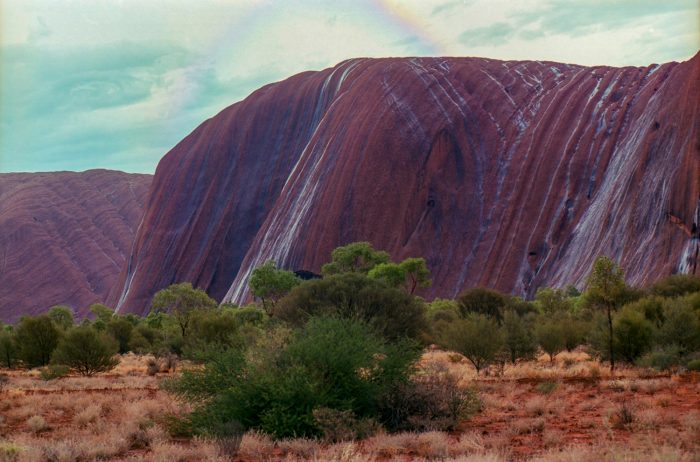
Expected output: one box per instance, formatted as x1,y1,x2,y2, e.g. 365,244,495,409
274,272,427,341
536,381,559,395
0,330,17,368
0,373,9,392
146,357,161,376
687,359,700,371
439,314,504,374
129,324,164,353
534,318,565,363
656,299,700,354
14,315,61,367
39,364,69,380
378,365,481,432
182,309,243,360
457,288,506,323
506,296,538,317
107,317,134,354
231,305,267,326
0,442,20,462
312,408,379,442
613,306,654,362
51,326,119,376
611,401,635,429
636,345,683,371
559,314,589,351
502,310,536,363
168,317,420,439
650,274,700,298
208,420,245,458
26,415,48,433
624,296,665,327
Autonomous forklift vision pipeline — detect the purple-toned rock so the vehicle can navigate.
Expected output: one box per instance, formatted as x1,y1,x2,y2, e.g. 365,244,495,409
0,170,151,322
110,54,700,315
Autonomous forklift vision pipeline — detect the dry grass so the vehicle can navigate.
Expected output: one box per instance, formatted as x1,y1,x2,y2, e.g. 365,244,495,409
1,352,698,461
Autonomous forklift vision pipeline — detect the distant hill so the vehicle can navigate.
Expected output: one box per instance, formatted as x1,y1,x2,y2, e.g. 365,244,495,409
0,169,152,322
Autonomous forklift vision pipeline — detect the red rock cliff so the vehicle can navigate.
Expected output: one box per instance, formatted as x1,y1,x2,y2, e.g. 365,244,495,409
0,170,151,322
109,54,700,314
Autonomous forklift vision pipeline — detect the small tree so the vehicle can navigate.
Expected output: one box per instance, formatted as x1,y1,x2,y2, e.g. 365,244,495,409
457,288,506,324
586,256,626,372
321,242,390,275
15,315,61,367
367,263,406,288
502,310,536,363
613,307,654,363
534,288,572,315
399,258,431,294
249,260,301,313
107,317,134,354
534,319,566,363
89,304,115,329
151,283,217,339
656,299,700,354
368,258,431,294
47,305,74,330
52,326,119,376
440,314,504,375
0,329,18,368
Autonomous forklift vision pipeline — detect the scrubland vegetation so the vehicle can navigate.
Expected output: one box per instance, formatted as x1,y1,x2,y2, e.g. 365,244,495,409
1,243,699,461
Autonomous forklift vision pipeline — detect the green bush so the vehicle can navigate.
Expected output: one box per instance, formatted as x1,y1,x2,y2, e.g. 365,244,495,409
636,345,682,371
168,317,420,439
502,310,536,363
15,315,61,367
274,272,427,341
613,306,654,363
650,274,700,298
378,364,481,432
457,288,506,323
657,299,700,354
51,326,119,376
440,314,503,374
321,241,390,275
182,309,246,361
249,260,301,312
687,359,700,371
536,381,559,394
0,330,17,368
47,305,74,331
534,318,565,363
107,317,134,354
39,364,70,380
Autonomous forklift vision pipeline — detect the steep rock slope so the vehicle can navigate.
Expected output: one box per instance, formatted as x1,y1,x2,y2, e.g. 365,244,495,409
0,170,151,322
110,54,699,314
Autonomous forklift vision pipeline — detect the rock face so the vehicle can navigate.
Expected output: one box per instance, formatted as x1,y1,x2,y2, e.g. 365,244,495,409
0,170,151,322
110,54,700,315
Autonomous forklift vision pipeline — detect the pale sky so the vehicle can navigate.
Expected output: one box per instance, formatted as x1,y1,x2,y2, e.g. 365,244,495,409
1,0,698,173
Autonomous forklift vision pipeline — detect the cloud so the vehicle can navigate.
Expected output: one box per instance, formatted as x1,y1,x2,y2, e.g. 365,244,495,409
512,0,696,37
1,0,697,173
431,1,472,17
0,40,281,173
459,22,515,46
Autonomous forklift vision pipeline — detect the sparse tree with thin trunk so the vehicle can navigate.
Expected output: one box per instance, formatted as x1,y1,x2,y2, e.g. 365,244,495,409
586,256,626,373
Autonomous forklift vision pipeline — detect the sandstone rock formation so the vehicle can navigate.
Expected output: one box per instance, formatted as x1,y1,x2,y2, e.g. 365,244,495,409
0,170,151,322
109,54,700,315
